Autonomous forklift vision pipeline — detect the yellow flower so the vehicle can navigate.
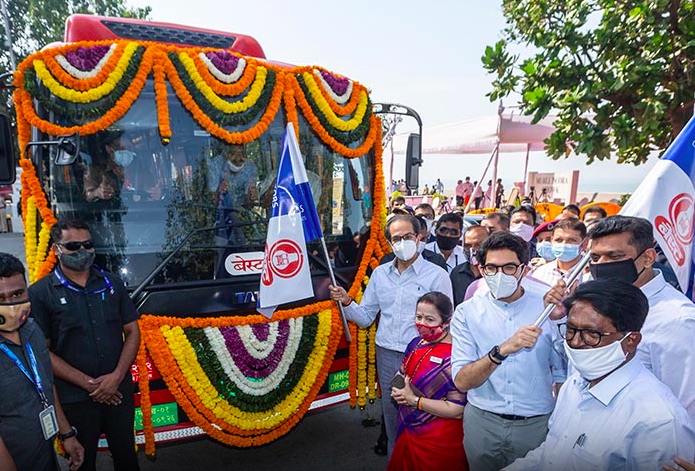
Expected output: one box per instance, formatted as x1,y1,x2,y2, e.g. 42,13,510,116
178,52,267,114
33,43,139,104
301,72,368,132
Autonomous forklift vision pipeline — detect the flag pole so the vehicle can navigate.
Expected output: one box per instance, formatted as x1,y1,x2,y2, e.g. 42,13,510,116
533,252,592,327
319,236,352,343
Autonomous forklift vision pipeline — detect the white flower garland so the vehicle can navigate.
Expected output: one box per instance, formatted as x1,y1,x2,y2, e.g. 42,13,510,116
55,43,117,80
236,322,279,360
314,69,353,105
203,317,303,396
199,52,247,84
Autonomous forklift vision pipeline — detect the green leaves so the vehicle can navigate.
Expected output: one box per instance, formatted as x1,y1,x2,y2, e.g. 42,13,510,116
483,0,695,165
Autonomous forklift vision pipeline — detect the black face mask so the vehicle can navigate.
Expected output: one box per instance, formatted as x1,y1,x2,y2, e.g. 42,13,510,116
59,247,95,272
589,250,647,285
436,234,459,251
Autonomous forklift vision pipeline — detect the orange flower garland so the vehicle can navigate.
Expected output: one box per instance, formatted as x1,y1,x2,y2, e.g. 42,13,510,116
136,342,155,457
14,38,388,450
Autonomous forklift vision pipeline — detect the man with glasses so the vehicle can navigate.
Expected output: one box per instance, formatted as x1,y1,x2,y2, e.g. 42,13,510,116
450,232,565,471
545,215,695,421
506,280,695,470
29,218,141,471
329,214,453,457
425,213,466,274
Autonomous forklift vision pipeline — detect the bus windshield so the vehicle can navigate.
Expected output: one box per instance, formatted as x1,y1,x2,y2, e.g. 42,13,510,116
48,80,374,287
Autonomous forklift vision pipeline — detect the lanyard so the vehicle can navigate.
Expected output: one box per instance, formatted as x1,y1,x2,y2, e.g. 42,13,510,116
0,341,49,407
54,266,114,296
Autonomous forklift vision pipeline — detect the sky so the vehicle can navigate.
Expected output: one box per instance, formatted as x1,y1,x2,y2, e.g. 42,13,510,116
127,0,658,194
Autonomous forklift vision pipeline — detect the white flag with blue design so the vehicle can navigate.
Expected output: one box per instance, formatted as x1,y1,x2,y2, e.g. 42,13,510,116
622,116,695,294
257,124,323,317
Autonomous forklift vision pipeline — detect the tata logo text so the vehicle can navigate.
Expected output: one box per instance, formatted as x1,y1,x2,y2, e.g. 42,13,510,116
655,193,694,267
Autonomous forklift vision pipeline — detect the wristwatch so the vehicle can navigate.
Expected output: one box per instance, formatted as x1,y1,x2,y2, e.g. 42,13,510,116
59,426,78,441
489,345,507,363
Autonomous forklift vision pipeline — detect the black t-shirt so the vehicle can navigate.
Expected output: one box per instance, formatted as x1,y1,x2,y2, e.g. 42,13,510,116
29,266,140,404
0,319,58,471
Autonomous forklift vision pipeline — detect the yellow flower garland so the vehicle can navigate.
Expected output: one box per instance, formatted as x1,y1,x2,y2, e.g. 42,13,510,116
14,38,388,451
178,52,267,114
301,72,369,132
33,43,139,103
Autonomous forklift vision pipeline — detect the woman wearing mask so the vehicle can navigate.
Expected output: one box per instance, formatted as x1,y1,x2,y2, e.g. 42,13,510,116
388,292,468,471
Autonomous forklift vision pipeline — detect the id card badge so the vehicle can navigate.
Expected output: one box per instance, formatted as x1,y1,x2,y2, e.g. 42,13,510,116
39,405,58,440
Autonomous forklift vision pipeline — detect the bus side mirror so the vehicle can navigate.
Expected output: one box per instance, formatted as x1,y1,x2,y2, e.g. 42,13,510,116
0,115,15,185
405,133,421,190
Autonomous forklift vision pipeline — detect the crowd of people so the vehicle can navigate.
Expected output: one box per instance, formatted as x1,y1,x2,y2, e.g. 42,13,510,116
3,190,695,470
331,195,695,470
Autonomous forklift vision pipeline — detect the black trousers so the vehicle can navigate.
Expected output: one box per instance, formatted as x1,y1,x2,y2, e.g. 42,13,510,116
62,397,140,471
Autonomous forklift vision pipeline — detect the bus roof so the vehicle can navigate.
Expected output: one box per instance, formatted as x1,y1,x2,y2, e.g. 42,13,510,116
64,14,266,59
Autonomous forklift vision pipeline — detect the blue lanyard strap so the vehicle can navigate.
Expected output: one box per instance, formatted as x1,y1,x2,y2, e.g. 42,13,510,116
54,266,114,296
0,341,49,407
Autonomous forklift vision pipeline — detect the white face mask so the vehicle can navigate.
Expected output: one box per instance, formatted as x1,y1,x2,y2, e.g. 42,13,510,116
227,160,245,172
416,241,426,254
424,218,434,234
510,223,534,242
392,240,418,261
563,334,630,381
114,150,136,167
484,271,520,299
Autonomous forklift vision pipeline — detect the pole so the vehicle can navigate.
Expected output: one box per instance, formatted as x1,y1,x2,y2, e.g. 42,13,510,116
463,146,497,213
533,252,592,327
489,144,499,208
522,143,530,197
0,0,15,70
319,236,352,343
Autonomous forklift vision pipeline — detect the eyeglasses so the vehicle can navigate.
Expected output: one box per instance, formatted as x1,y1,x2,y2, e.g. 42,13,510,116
57,240,94,251
437,227,461,237
557,323,623,347
481,263,522,276
390,233,417,244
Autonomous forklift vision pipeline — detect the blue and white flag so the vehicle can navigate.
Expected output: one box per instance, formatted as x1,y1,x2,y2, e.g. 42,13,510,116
621,116,695,293
257,124,323,317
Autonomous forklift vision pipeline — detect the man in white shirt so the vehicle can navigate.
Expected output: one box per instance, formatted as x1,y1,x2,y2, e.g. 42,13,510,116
451,232,566,471
531,219,587,286
507,280,695,470
545,215,695,421
329,214,453,456
425,213,466,274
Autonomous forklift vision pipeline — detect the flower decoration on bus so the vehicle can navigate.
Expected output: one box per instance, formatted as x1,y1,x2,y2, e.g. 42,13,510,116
138,307,340,447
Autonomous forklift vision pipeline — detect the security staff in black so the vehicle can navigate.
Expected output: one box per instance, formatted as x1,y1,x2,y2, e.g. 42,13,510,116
29,219,140,471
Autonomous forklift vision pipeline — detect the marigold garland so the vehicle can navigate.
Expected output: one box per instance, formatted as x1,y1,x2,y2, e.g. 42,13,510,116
14,38,389,451
136,342,155,457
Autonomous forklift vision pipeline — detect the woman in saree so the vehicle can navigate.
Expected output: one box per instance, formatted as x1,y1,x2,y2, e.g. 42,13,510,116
388,291,468,471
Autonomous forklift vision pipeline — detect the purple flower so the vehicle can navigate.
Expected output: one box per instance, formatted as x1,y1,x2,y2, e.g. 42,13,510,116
65,45,111,72
320,70,350,96
220,321,291,379
205,51,239,75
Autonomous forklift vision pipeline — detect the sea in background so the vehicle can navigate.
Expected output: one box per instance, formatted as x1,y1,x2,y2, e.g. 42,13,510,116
384,148,661,202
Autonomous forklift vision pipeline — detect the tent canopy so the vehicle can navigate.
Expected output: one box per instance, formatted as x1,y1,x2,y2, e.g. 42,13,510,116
392,113,557,155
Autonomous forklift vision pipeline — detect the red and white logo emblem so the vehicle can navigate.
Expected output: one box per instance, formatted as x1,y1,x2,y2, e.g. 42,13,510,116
261,239,304,286
655,192,694,267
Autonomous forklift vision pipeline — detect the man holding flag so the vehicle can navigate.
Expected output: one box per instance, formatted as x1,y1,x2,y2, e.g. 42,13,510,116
257,124,325,318
545,114,695,421
329,214,453,457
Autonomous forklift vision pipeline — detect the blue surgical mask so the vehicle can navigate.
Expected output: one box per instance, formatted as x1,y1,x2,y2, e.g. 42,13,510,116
114,150,136,167
552,242,581,262
536,241,555,261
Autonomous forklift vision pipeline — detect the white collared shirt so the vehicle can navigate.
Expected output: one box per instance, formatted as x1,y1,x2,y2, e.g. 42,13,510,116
505,358,695,471
638,270,695,421
342,255,453,352
451,290,566,417
425,241,466,274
